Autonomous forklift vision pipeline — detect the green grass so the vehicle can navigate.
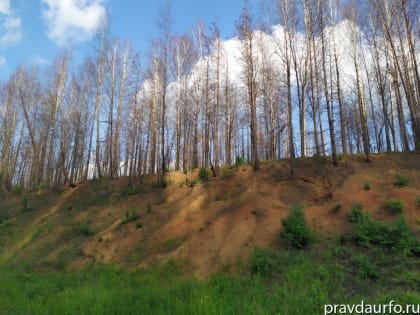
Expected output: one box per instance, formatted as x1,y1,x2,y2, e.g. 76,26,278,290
0,244,418,315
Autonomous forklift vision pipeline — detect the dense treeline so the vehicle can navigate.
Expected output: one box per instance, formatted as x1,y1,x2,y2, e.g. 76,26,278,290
0,0,419,189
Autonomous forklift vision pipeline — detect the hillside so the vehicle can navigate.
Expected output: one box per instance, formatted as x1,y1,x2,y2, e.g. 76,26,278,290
0,152,419,277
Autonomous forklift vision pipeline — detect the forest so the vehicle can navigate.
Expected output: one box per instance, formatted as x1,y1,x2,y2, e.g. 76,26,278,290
0,0,419,189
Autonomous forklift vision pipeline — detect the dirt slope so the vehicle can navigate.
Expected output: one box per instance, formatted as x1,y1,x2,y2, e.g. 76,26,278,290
0,152,419,277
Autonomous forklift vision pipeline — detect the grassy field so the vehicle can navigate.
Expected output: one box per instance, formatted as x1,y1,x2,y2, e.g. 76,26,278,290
0,242,418,315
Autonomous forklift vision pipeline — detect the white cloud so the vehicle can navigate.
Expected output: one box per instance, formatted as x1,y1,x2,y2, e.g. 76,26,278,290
0,0,22,48
1,15,22,46
42,0,107,45
0,0,10,15
30,55,48,65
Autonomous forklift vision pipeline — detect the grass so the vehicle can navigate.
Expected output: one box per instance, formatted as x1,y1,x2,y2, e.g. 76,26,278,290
0,243,418,315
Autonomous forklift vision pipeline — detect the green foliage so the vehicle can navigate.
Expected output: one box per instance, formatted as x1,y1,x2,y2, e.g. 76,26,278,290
347,203,367,223
337,153,344,161
248,248,283,277
125,186,139,196
12,184,23,196
352,215,415,254
34,182,46,191
73,222,94,237
363,182,370,191
188,178,198,187
198,168,209,181
121,209,140,225
351,254,380,279
416,197,420,207
136,221,143,229
281,206,313,249
386,199,403,214
394,174,408,188
234,156,245,167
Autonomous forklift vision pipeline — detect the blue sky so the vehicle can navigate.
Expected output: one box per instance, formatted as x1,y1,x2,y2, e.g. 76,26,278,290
0,0,260,79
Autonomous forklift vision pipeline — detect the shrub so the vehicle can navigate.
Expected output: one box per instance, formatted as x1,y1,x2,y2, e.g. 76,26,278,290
136,221,143,229
249,248,280,277
121,209,140,225
394,174,408,188
34,182,45,191
188,178,198,187
351,254,380,279
386,199,403,214
416,197,420,208
126,186,139,196
281,206,313,249
74,223,94,237
198,168,209,181
337,153,344,161
347,204,367,223
234,156,245,167
12,184,23,196
352,215,415,254
363,182,370,191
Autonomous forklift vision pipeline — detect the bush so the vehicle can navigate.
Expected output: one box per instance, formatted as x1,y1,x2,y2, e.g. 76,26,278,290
234,156,245,167
198,168,209,181
73,223,94,237
249,248,281,277
352,215,415,254
363,182,371,191
351,254,380,279
386,199,403,214
12,184,23,196
126,186,139,196
281,206,313,249
188,178,198,187
121,209,140,225
347,204,367,223
394,175,408,188
416,197,420,208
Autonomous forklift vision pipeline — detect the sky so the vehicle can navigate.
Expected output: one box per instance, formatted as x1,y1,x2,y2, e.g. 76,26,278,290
0,0,260,80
